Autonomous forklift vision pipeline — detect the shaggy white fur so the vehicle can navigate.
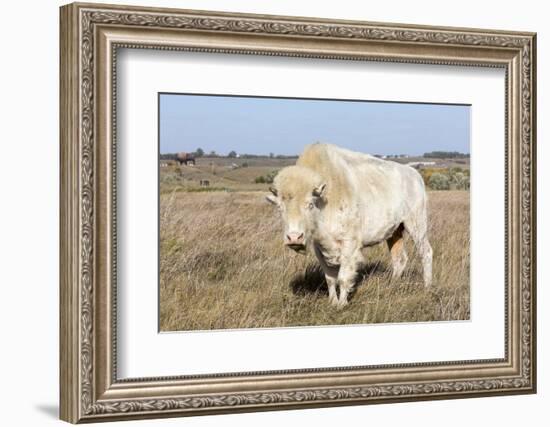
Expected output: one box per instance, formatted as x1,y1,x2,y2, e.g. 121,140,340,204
267,143,433,308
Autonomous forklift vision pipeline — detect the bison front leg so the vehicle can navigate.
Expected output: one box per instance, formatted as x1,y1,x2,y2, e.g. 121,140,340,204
335,251,363,308
326,275,339,305
313,245,340,306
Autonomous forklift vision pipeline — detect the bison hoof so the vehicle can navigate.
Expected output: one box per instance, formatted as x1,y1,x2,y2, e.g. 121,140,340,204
332,298,348,309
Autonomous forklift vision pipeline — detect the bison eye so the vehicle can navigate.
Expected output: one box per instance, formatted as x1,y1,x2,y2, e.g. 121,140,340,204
307,202,314,210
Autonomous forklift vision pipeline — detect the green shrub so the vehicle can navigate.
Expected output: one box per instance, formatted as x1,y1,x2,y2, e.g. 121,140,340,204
429,173,451,190
254,170,278,184
450,171,470,190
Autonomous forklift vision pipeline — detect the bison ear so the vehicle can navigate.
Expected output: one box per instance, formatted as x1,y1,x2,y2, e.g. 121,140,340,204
269,186,278,197
312,183,327,198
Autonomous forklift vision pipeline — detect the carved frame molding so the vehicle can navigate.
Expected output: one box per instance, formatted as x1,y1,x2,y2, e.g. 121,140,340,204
60,2,536,423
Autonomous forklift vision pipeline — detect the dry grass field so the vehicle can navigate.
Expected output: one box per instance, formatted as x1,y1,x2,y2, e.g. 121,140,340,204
159,177,470,331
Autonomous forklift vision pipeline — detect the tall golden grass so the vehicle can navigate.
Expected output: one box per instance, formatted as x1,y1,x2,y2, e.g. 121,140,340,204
159,190,470,331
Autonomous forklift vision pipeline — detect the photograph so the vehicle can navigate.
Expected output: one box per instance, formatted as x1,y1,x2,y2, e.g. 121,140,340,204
57,3,536,422
158,93,471,332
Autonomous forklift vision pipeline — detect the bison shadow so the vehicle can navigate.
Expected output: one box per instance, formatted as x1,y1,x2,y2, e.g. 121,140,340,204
290,261,389,296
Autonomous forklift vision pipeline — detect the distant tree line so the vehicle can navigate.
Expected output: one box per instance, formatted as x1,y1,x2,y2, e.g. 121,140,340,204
159,148,211,159
423,151,470,159
161,148,468,160
160,147,298,159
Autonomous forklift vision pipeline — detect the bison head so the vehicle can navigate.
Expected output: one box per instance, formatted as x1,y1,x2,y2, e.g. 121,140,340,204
266,166,327,254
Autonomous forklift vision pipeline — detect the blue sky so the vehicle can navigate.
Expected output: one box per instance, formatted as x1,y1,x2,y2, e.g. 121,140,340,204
159,93,470,156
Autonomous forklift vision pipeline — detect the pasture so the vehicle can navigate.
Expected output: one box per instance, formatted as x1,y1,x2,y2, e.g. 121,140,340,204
159,162,470,331
159,157,295,194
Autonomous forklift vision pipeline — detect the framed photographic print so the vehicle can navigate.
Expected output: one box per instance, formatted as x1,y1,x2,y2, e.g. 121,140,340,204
59,2,537,423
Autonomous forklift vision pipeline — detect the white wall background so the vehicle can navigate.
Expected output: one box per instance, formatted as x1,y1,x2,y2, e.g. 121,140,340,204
0,1,545,426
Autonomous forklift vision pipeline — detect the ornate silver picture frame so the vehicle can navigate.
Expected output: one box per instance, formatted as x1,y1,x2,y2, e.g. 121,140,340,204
60,2,536,423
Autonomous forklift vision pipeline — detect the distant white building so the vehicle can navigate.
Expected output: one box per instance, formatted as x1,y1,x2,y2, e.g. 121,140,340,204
407,161,436,168
382,154,409,159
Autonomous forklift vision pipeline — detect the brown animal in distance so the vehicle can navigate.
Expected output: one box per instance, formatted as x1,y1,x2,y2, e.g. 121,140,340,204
176,152,195,165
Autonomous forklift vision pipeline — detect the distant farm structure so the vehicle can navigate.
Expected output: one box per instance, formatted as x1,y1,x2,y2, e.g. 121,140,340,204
407,161,436,168
176,152,195,166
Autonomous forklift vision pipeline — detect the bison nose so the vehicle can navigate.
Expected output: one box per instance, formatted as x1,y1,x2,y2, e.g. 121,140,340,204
285,232,304,246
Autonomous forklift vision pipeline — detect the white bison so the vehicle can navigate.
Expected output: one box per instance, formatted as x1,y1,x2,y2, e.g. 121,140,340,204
266,143,432,308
